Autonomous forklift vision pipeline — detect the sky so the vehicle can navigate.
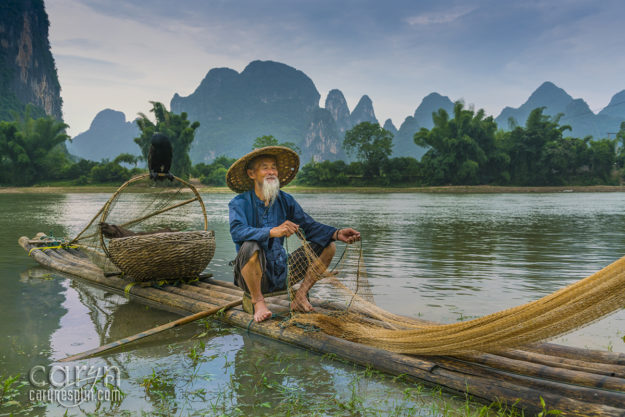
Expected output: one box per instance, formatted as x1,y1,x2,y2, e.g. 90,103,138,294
45,0,625,137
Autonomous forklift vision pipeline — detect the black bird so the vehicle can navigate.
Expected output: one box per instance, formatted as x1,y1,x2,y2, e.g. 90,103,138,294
148,133,174,181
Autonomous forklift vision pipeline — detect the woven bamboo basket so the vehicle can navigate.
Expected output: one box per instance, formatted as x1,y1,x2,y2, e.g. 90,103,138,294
108,230,215,282
97,173,214,282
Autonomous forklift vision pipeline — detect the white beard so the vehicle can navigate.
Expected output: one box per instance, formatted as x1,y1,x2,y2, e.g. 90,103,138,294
262,177,280,206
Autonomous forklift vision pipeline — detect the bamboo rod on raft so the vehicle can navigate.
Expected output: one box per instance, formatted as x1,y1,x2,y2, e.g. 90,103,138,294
58,298,242,362
456,351,625,391
495,349,625,378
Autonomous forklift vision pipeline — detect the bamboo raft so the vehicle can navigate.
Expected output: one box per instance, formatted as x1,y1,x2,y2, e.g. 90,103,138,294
19,234,625,417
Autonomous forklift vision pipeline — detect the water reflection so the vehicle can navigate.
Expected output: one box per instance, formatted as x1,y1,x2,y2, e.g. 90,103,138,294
2,191,625,415
231,335,337,413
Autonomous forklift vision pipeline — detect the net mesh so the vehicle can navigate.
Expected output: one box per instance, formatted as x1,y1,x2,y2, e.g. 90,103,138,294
284,229,625,356
70,174,209,280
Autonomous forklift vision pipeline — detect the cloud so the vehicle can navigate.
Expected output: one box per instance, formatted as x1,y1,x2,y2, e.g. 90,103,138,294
405,8,473,26
52,37,101,49
45,0,625,137
54,54,145,80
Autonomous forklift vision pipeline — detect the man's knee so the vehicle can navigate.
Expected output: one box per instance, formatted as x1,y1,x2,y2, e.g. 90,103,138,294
321,242,336,260
238,241,263,274
241,250,261,272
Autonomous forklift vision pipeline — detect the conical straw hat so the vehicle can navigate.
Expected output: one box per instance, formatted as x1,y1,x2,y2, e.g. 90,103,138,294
226,146,300,193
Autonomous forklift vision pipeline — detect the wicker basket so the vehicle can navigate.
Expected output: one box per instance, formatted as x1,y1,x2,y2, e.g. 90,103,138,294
108,230,215,282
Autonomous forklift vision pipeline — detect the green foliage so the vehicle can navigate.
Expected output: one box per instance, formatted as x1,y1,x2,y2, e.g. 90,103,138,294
587,138,616,183
410,104,618,186
135,102,200,179
503,107,572,185
252,134,301,153
89,159,140,183
616,122,625,169
414,101,505,185
0,111,70,185
193,155,236,186
381,157,422,184
61,159,98,180
296,157,422,186
296,160,350,186
113,153,139,166
343,122,393,179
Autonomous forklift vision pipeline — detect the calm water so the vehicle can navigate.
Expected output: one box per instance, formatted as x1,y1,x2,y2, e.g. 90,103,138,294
1,191,624,416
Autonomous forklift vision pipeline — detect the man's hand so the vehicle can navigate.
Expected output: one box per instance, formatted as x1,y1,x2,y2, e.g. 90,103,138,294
270,220,299,238
336,228,360,244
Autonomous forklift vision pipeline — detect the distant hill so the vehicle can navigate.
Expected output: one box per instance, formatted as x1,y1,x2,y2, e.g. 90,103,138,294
67,109,140,161
350,95,378,126
171,60,343,163
393,93,454,159
495,82,625,138
75,62,625,163
0,0,62,121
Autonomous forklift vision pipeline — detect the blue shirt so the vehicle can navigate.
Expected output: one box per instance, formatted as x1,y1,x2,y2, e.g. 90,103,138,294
229,190,337,291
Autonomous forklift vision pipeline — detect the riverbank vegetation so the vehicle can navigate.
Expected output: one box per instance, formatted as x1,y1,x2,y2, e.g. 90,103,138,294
299,105,625,187
1,102,624,188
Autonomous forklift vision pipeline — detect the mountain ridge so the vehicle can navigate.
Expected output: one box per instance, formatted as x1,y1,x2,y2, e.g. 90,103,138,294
69,62,625,162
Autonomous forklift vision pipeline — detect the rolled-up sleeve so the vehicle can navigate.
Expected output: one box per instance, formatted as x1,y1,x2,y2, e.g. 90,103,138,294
229,198,271,246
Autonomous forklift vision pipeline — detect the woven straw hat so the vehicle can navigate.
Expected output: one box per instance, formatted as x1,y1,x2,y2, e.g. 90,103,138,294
226,146,300,193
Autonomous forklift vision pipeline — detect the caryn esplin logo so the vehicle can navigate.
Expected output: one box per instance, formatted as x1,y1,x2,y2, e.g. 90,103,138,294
28,365,122,407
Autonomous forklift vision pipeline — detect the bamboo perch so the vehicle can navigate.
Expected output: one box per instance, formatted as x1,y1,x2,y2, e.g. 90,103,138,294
58,298,242,362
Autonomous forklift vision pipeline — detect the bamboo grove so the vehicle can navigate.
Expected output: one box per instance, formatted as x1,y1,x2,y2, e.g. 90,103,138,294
2,101,625,187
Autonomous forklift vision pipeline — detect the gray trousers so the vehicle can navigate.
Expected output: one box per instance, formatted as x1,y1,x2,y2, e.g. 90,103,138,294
233,240,325,294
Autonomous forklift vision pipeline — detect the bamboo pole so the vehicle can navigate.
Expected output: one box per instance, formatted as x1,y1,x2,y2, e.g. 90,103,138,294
525,342,625,366
496,349,625,378
58,298,242,362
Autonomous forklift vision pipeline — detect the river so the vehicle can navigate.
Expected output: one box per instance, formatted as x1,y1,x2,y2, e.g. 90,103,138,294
1,191,624,416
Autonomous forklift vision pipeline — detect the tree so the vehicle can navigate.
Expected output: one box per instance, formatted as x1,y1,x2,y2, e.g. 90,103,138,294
381,157,422,184
252,135,301,153
414,101,503,185
135,102,200,179
0,113,70,185
616,122,625,169
193,155,236,186
343,122,393,179
113,153,139,167
503,108,571,185
296,160,349,186
588,138,616,183
541,136,590,184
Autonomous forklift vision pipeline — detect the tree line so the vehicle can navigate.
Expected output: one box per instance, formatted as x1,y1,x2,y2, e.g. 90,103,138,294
2,101,624,187
299,102,625,187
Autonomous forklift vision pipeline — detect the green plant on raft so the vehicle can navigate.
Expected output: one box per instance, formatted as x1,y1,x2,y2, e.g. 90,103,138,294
537,396,563,417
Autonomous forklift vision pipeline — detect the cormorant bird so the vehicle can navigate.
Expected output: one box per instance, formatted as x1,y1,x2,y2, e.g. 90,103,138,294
148,133,174,181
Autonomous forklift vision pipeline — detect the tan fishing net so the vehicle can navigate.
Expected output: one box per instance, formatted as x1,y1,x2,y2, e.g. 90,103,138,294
284,230,625,356
70,174,214,282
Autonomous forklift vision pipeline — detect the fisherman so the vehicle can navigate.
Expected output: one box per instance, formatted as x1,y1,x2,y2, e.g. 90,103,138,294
227,146,360,322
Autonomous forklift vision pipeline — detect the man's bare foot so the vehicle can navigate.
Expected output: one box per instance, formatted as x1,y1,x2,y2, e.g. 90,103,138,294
253,299,272,322
291,291,315,313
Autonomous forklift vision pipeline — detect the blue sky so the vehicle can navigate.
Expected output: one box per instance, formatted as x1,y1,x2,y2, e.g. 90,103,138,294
46,0,625,136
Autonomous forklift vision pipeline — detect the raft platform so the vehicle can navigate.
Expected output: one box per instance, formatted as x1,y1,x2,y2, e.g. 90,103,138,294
19,234,625,416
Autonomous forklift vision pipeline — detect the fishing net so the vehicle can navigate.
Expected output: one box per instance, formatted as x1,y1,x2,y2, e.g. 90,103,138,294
283,229,625,356
70,173,215,282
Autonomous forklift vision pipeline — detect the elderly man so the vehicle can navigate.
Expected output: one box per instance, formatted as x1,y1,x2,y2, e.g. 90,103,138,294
227,146,360,322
